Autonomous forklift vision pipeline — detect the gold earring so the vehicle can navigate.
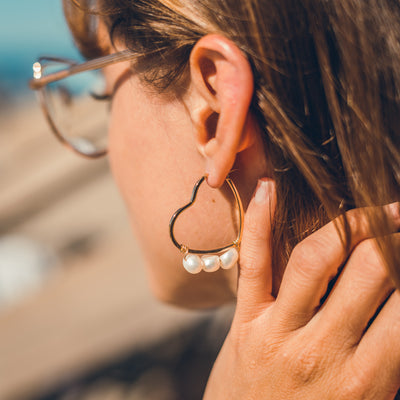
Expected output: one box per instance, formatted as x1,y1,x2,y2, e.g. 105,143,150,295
169,175,244,274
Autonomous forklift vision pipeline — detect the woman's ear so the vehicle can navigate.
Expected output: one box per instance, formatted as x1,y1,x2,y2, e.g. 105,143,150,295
188,34,255,188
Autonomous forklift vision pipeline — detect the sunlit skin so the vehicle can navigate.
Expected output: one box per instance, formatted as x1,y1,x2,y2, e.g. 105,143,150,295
99,33,400,398
105,42,269,308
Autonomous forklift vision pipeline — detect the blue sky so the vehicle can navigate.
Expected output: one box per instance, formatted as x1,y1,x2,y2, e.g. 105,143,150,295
0,0,76,52
0,1,80,95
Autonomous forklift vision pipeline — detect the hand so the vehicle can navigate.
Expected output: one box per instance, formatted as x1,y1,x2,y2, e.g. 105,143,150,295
204,179,400,400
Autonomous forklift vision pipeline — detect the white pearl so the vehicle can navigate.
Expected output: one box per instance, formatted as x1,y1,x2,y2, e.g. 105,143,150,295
183,254,203,274
202,255,220,272
219,248,238,270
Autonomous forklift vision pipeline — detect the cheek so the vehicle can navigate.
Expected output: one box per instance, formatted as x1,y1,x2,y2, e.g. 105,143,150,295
108,81,203,237
107,82,237,307
107,83,188,252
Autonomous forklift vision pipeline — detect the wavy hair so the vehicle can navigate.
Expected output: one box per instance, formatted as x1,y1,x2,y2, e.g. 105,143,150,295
64,0,400,291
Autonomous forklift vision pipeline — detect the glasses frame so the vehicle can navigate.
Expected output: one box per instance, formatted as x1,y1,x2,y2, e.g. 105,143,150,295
29,49,136,158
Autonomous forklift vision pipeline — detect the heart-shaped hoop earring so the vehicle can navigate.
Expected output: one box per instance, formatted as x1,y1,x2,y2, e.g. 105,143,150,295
169,175,244,274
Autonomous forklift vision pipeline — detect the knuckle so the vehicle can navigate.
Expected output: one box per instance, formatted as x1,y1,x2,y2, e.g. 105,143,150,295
291,241,313,265
290,240,323,276
344,207,369,235
351,239,387,278
338,356,378,400
339,205,400,250
282,332,332,386
239,249,260,277
342,206,398,243
339,374,371,400
286,343,324,385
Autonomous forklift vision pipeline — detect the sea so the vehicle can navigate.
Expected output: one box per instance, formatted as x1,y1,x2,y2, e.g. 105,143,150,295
0,1,81,101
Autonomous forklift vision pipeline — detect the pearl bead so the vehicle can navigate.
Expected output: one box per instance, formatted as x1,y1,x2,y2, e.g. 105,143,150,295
183,254,203,274
219,248,238,270
202,255,220,272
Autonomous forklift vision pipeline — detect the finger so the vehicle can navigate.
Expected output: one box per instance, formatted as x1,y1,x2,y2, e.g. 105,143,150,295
236,178,276,320
275,203,400,330
352,290,400,396
313,236,395,345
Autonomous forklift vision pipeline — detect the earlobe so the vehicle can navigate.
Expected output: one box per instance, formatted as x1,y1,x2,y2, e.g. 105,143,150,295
188,34,255,188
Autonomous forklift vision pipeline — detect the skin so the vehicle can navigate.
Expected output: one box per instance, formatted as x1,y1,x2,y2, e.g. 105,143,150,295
107,35,269,307
104,34,400,397
205,185,400,399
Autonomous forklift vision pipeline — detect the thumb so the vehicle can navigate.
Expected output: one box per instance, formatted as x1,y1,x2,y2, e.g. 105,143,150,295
236,178,276,319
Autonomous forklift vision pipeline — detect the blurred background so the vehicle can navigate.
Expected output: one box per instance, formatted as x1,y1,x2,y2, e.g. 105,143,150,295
0,2,233,399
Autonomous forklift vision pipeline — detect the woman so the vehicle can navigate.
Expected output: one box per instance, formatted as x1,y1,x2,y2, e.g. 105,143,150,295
30,0,400,398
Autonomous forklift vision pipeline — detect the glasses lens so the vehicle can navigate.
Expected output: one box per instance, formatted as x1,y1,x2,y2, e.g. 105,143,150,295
42,61,110,156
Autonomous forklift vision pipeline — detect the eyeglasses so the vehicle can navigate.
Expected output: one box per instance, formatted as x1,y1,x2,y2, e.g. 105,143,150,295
29,50,136,158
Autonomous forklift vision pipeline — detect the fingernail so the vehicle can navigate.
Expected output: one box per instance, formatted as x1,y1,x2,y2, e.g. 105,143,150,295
255,179,272,204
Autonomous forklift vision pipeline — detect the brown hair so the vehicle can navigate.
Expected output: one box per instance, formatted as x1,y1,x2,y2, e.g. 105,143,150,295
64,0,399,291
